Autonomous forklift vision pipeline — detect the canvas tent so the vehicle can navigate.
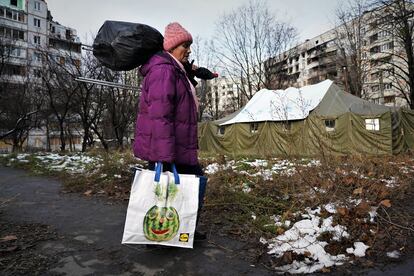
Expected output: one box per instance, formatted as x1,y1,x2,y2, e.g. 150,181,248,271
199,80,414,156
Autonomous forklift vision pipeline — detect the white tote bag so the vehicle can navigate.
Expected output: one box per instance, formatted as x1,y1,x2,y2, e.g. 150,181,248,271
122,163,200,248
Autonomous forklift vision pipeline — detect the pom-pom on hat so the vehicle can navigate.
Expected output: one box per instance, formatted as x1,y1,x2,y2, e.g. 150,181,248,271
163,22,193,51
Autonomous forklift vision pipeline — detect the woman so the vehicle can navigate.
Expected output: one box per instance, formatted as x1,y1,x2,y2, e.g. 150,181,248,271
133,22,206,240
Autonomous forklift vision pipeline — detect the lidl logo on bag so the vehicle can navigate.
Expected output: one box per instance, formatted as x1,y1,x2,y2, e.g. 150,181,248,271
179,233,189,242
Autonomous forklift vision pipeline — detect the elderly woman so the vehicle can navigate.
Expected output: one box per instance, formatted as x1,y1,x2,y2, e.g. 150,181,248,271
133,22,206,240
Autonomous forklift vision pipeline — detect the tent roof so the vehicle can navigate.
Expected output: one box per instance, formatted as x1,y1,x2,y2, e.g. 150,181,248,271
312,83,393,116
220,80,394,126
221,80,332,125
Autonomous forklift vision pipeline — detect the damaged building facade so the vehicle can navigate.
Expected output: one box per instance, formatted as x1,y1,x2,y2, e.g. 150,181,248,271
0,0,82,152
265,5,413,108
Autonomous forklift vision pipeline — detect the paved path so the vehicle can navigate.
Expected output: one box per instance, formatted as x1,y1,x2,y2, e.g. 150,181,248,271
0,167,270,276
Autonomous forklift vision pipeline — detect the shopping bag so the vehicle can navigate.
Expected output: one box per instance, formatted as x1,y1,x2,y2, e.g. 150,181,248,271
122,163,200,248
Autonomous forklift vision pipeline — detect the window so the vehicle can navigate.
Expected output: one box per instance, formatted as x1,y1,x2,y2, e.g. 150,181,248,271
384,95,395,104
33,52,42,62
217,126,225,136
34,1,41,11
384,83,393,90
33,35,40,45
18,12,24,22
324,119,335,132
10,0,17,6
250,123,259,133
33,69,42,78
18,29,24,40
380,42,394,52
365,118,380,131
372,85,380,92
370,33,378,43
4,64,25,76
10,47,21,57
59,56,65,65
0,7,4,17
34,18,41,28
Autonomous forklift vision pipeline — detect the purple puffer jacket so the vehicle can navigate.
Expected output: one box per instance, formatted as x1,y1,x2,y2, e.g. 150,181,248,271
133,52,199,165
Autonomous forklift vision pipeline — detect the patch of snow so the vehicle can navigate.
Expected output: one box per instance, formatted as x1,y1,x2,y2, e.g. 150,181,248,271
381,177,398,188
204,160,237,175
17,159,29,163
265,206,349,274
386,250,401,259
324,203,337,214
114,174,122,179
348,198,363,206
346,242,369,257
243,159,268,167
369,207,378,223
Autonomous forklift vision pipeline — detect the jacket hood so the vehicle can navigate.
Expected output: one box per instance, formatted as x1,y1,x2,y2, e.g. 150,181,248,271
140,51,179,77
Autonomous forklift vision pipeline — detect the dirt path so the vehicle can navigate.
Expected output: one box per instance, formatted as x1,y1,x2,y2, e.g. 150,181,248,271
0,167,271,276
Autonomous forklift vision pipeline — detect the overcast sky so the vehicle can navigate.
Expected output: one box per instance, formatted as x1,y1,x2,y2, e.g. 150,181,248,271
46,0,342,45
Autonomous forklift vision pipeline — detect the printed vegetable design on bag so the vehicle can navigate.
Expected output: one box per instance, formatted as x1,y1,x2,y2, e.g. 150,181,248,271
143,180,180,241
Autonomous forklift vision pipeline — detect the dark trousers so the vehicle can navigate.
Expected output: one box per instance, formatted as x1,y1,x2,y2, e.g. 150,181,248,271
147,162,204,176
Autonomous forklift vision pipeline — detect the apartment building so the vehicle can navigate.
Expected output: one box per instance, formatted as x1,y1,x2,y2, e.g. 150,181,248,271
0,0,81,83
0,0,82,152
205,76,246,118
265,5,413,107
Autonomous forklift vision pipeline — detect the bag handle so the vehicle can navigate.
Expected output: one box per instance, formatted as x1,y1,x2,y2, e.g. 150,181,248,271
154,162,180,185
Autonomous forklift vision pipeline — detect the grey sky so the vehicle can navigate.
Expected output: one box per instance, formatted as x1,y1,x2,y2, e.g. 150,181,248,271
46,0,342,45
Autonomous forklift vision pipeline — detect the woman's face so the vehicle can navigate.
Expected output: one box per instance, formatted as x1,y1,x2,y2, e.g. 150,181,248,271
170,41,192,64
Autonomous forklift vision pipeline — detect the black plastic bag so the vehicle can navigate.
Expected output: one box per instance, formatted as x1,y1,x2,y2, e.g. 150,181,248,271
93,21,163,71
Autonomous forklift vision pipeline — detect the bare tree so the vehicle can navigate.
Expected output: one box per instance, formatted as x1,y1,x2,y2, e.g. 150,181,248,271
191,36,218,121
214,0,297,100
368,0,414,108
0,37,42,151
334,0,371,97
40,48,80,152
71,47,108,151
88,68,140,150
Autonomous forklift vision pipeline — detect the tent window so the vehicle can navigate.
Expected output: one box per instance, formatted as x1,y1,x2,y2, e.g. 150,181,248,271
365,118,380,131
250,123,259,133
324,119,335,132
217,126,225,136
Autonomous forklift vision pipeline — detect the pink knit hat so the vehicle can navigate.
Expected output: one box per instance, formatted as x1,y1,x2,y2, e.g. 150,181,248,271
163,22,193,51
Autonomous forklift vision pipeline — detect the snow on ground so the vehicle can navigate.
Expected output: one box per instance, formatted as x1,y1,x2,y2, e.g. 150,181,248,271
346,242,370,257
261,205,352,274
204,158,320,179
7,153,104,174
261,204,371,274
386,250,401,259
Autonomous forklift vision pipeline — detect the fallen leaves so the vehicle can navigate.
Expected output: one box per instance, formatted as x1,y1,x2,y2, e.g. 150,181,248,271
380,199,392,208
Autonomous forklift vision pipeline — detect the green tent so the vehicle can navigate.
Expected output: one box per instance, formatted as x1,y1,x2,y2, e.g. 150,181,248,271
199,80,414,156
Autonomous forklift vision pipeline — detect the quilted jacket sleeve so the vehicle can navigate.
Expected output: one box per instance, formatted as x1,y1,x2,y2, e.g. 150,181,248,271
145,65,176,162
